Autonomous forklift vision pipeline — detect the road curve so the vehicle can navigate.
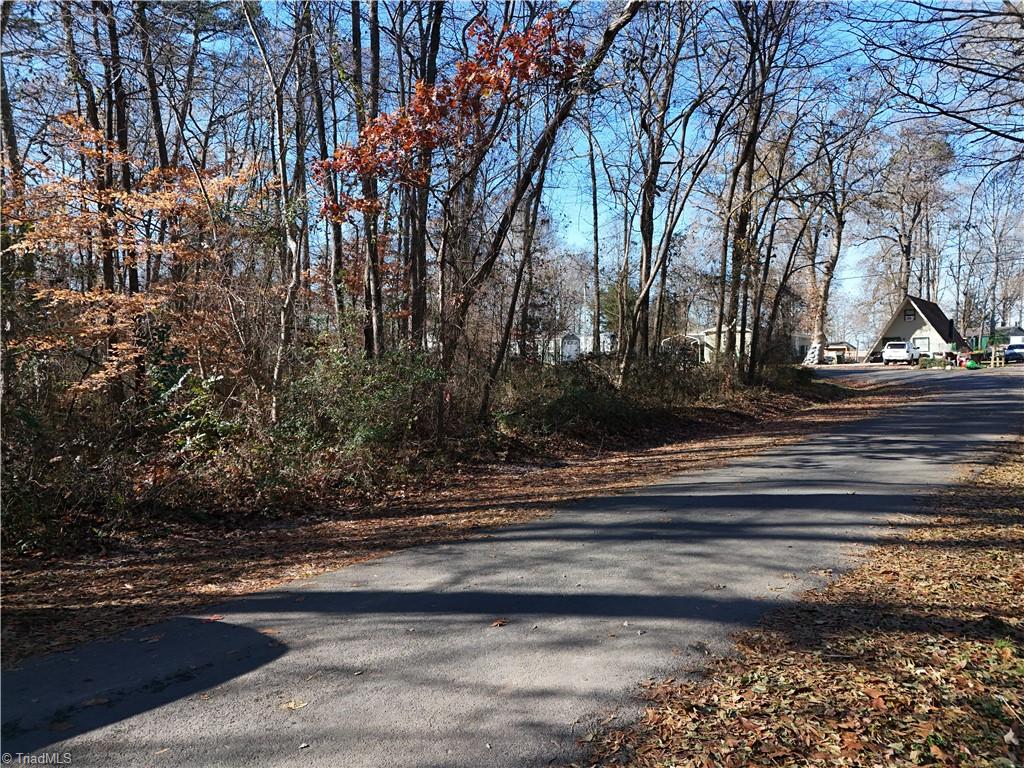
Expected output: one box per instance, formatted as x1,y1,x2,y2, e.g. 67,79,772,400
3,367,1021,767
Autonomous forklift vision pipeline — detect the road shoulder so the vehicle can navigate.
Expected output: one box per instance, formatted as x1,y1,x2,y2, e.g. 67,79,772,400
579,440,1024,767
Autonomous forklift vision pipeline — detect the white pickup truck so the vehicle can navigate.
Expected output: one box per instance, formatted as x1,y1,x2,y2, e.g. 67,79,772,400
882,340,921,365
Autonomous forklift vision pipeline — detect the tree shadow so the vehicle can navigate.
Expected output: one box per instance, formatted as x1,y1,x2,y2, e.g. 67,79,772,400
1,617,286,754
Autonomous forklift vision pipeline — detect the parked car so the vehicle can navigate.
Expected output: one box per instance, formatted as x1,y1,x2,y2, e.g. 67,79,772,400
1004,344,1024,364
882,341,921,365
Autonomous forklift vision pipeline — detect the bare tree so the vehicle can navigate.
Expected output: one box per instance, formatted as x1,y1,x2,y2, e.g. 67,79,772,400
806,90,884,362
855,1,1024,165
868,126,954,305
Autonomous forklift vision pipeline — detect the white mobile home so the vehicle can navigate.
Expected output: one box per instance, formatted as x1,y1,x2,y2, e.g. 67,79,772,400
685,327,812,364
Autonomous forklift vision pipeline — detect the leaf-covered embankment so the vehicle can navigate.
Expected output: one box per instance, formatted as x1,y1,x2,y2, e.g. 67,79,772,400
1,378,910,666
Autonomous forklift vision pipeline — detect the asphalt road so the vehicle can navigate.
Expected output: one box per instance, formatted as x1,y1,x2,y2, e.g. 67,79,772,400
3,367,1022,767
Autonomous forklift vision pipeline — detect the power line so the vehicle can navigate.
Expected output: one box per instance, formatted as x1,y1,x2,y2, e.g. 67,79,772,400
823,254,1024,284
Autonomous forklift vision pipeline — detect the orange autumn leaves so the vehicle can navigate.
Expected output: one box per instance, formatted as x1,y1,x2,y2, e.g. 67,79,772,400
7,115,252,269
3,114,254,399
314,12,584,221
18,288,164,397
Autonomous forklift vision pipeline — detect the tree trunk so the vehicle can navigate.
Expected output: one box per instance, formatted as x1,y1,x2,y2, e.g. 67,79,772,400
724,130,759,369
135,3,168,169
351,1,384,357
652,248,670,354
587,123,601,355
243,4,302,422
478,156,550,420
811,216,844,360
305,4,345,336
0,2,22,188
409,1,443,348
135,1,175,285
100,1,138,294
438,0,642,374
897,199,922,299
62,2,113,291
713,147,742,370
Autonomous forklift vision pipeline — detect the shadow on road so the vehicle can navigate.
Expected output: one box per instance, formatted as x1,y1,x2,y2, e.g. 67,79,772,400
1,618,285,754
1,369,1019,758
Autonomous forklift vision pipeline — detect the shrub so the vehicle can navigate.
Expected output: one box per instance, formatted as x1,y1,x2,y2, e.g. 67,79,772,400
1,391,157,552
494,359,646,439
493,355,724,441
760,363,815,390
271,345,443,488
0,340,444,550
281,345,440,448
621,354,721,407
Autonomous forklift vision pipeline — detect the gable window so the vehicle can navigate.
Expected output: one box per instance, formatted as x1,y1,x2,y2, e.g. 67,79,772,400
904,308,916,321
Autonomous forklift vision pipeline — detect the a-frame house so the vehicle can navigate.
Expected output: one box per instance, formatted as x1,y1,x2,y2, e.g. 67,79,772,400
867,295,967,358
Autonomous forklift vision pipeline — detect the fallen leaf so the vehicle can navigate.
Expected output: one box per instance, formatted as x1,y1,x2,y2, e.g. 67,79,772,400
841,732,865,753
202,614,224,623
282,699,308,711
490,618,509,627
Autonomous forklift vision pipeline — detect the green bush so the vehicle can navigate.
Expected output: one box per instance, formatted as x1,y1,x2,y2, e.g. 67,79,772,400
761,363,815,390
280,345,441,449
621,354,720,407
0,342,444,550
495,360,645,439
1,393,154,553
493,355,724,441
267,345,443,487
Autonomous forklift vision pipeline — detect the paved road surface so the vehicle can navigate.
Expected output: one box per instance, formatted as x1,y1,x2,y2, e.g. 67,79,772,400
3,367,1021,767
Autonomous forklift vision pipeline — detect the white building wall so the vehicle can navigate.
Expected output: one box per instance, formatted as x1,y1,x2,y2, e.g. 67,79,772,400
874,300,952,355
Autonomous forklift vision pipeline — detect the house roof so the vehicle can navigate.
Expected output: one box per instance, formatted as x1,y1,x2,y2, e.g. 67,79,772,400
868,295,967,354
825,341,856,350
909,296,967,347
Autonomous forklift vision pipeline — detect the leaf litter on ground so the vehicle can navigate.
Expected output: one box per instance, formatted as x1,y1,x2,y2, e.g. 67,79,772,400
576,441,1024,768
3,380,915,666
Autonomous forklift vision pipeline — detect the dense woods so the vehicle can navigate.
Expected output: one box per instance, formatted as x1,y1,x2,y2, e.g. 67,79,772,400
1,1,1022,550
